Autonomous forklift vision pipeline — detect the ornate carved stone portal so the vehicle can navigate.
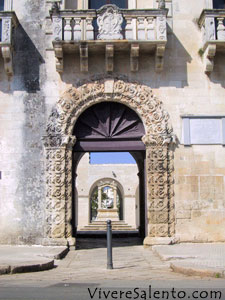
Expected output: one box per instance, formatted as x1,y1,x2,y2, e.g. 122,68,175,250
43,78,175,246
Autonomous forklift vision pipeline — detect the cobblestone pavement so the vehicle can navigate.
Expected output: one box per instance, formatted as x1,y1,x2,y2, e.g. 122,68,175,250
0,238,224,288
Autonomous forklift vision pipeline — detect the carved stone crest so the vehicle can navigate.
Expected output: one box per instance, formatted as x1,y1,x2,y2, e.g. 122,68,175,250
97,5,123,40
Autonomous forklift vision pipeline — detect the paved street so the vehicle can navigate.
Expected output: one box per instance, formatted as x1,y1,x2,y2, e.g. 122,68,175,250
0,238,224,300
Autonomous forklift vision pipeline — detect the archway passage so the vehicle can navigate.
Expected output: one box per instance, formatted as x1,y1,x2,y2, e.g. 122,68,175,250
90,182,123,222
73,102,145,151
72,102,147,238
43,79,175,247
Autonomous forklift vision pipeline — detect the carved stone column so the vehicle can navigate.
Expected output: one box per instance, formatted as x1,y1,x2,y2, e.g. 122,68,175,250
113,186,117,209
98,187,102,209
142,134,175,246
42,135,76,246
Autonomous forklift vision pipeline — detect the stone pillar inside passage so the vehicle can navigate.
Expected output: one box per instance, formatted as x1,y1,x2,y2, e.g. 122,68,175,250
113,186,117,209
98,187,102,209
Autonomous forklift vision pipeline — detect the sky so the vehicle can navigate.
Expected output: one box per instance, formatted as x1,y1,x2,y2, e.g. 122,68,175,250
90,152,136,164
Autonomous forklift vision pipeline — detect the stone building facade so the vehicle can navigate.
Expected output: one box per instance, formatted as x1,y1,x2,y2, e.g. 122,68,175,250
0,0,225,246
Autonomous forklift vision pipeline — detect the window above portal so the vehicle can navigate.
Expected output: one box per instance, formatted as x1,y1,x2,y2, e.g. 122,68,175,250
88,0,128,9
0,0,4,11
213,0,225,8
63,0,132,9
64,0,77,9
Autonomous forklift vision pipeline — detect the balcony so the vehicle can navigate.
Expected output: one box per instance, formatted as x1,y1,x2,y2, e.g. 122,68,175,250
198,9,225,73
50,4,168,73
0,11,18,76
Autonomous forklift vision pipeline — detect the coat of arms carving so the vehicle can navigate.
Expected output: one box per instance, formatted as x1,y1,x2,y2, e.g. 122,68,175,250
97,5,123,40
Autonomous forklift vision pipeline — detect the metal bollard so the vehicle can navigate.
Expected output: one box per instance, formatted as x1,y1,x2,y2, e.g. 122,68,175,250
107,219,113,269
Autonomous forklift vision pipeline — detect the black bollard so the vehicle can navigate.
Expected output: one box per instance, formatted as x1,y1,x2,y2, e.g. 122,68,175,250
107,220,113,269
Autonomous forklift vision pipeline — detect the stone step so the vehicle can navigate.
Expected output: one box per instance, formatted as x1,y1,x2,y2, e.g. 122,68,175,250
89,221,127,225
79,227,137,231
79,221,137,231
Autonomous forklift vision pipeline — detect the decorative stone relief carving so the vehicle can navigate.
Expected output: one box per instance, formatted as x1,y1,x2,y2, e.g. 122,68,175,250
52,16,63,41
155,16,167,72
0,16,15,76
44,78,174,246
97,5,123,40
43,135,76,243
2,18,12,43
156,16,167,41
205,17,216,42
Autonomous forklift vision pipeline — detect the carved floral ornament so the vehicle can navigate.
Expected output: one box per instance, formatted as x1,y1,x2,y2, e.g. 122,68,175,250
45,79,174,147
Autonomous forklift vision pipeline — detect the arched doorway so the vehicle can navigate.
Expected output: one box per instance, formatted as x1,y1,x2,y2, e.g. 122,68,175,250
43,78,175,246
73,102,145,151
89,179,124,223
73,102,146,236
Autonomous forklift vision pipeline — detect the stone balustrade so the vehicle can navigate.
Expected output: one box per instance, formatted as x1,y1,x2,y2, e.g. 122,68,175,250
199,9,225,73
50,5,168,73
0,11,18,76
52,10,166,42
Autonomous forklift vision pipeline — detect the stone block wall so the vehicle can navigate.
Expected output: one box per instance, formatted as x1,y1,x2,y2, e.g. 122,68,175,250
174,146,225,242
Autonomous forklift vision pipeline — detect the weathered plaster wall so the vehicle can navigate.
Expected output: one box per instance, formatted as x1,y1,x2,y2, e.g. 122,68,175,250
0,0,225,244
0,0,47,244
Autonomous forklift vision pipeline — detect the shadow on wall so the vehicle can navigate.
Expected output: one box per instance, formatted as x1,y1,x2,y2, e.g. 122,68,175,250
58,28,192,89
158,30,192,88
208,53,225,88
12,24,45,92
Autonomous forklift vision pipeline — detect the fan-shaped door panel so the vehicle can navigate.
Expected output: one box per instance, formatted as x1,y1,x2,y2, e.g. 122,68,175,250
73,102,145,151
